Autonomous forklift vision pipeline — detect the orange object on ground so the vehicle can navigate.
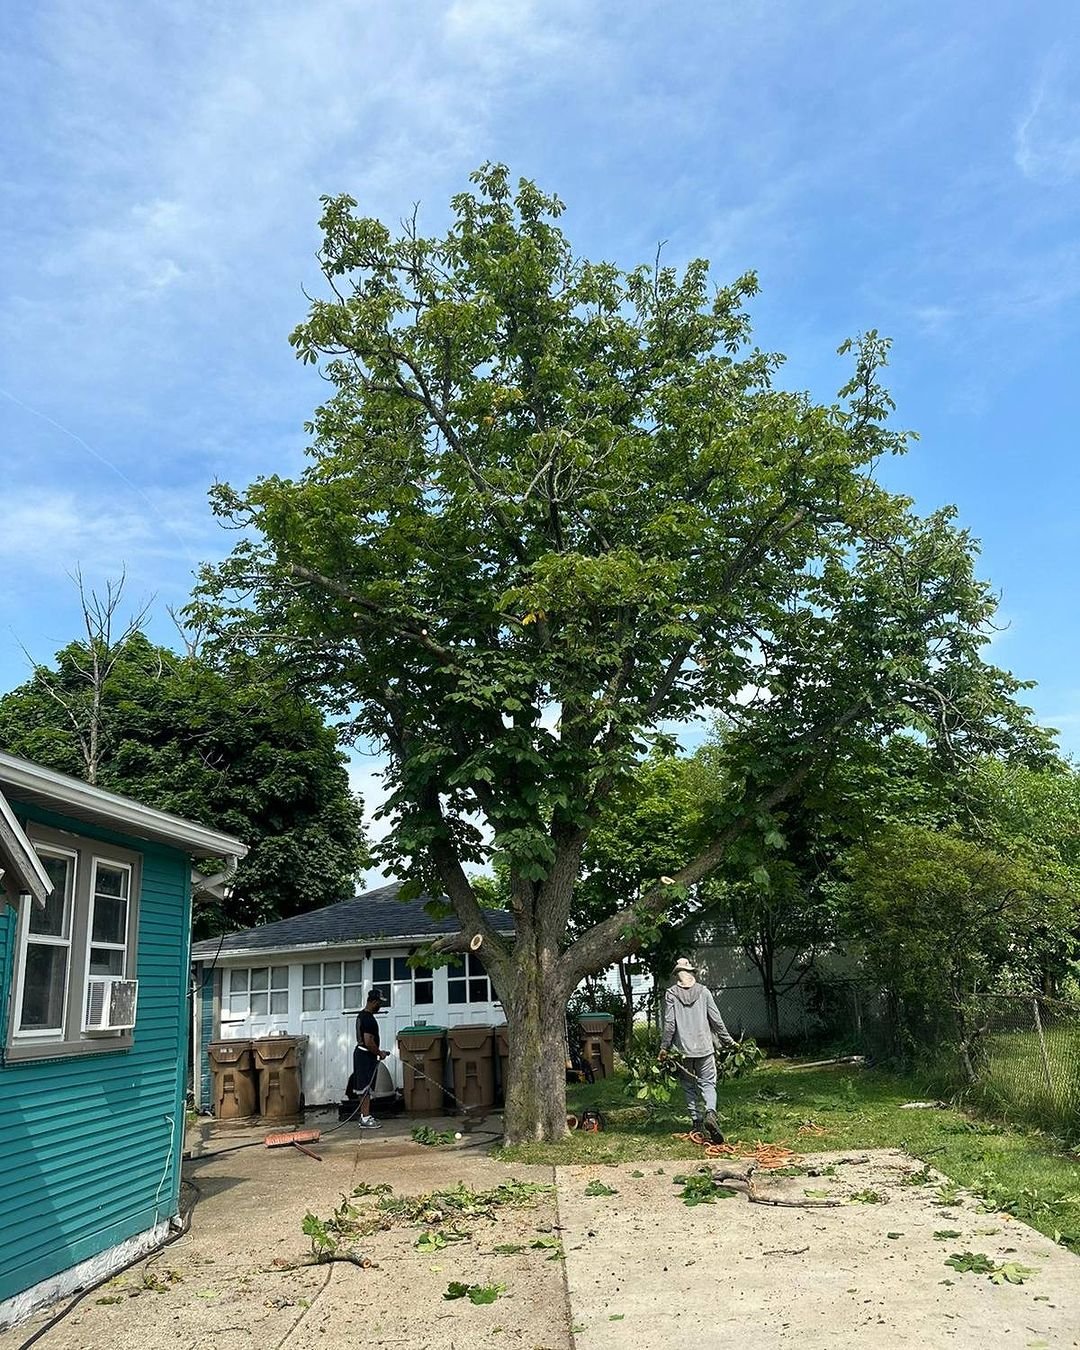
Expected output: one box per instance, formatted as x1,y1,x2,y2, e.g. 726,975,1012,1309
264,1128,322,1148
672,1132,802,1169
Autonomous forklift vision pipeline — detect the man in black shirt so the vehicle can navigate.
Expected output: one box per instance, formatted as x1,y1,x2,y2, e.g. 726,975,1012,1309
348,988,389,1128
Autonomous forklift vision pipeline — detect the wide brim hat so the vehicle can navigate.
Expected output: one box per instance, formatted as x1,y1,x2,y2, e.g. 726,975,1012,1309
672,957,697,974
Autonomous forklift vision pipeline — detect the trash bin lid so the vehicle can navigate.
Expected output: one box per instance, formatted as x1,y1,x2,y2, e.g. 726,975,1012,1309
577,1011,615,1020
208,1039,251,1059
400,1025,448,1034
448,1024,494,1050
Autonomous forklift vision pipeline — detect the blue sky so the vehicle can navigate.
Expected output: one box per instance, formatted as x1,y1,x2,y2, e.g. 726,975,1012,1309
2,1,1079,862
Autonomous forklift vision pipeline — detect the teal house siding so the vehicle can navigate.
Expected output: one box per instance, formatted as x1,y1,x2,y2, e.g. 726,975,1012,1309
198,963,215,1109
0,804,192,1309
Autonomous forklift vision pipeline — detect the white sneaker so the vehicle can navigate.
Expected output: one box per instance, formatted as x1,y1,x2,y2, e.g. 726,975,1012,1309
359,1115,382,1129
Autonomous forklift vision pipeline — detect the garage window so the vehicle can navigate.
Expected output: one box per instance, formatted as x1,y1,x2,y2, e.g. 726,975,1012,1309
228,966,289,1016
369,957,395,1007
303,960,364,1012
447,952,490,1005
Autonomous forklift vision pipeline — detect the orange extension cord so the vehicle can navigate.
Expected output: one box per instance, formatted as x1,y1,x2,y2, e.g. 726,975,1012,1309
672,1131,803,1168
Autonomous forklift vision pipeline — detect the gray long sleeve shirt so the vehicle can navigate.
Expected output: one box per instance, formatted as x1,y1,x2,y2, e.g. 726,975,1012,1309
661,981,735,1057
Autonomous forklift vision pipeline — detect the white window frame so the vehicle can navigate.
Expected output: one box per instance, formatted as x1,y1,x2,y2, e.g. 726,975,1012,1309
226,965,290,1018
447,952,492,1006
83,857,133,1004
411,959,435,1007
6,825,141,1060
301,959,365,1014
11,844,78,1042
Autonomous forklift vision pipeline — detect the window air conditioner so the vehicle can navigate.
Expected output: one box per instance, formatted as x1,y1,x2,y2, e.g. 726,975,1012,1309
84,977,139,1032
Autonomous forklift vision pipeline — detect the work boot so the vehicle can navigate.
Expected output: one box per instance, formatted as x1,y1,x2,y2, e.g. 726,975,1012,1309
703,1110,725,1144
691,1117,703,1135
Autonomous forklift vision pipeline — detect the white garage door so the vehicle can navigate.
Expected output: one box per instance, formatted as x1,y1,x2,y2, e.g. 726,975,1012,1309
214,948,506,1106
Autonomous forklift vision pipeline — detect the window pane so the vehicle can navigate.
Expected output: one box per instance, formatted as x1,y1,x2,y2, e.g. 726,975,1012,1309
302,963,321,986
228,993,247,1014
344,961,363,983
372,957,391,982
415,980,434,1005
250,992,268,1016
230,969,249,994
323,961,341,987
31,856,71,937
448,980,467,1005
323,986,341,1011
468,954,486,977
270,990,289,1015
19,943,67,1030
92,895,127,946
447,957,465,977
89,947,124,977
271,966,289,991
469,978,488,1003
94,865,128,899
344,984,363,1009
250,968,268,992
414,965,433,981
393,957,411,981
302,988,321,1012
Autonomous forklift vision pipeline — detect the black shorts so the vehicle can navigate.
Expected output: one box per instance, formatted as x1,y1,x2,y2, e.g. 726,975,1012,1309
351,1047,379,1095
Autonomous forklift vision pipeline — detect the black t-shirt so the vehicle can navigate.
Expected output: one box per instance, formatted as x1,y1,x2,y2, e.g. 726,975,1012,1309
355,1009,380,1054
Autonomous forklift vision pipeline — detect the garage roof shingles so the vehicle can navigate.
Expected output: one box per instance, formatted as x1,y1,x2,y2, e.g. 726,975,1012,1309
190,881,513,960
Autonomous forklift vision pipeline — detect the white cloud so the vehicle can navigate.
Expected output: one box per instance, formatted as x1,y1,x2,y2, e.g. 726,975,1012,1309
1015,60,1080,185
0,488,211,580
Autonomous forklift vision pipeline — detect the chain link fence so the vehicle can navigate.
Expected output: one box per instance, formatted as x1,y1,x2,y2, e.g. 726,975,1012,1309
963,992,1080,1139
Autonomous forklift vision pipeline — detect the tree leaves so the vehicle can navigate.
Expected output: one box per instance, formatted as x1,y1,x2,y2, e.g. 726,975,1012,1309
443,1281,506,1304
944,1252,1038,1285
0,632,368,936
190,164,1058,1139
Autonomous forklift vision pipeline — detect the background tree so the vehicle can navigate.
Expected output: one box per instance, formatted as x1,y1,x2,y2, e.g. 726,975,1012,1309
15,570,150,785
0,624,368,935
841,824,1075,1068
194,166,1050,1141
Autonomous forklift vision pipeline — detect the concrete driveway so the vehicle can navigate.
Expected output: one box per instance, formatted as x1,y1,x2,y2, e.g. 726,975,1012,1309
3,1118,1078,1349
558,1150,1080,1349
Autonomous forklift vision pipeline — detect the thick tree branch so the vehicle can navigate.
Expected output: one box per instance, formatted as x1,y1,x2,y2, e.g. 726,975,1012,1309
558,696,870,986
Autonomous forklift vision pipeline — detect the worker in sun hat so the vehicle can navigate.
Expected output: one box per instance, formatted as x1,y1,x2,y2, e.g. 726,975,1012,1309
659,956,735,1143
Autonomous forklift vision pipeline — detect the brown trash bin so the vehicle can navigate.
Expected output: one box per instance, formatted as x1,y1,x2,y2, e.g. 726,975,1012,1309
398,1026,447,1112
209,1040,257,1119
577,1012,615,1079
252,1035,305,1121
494,1024,510,1103
448,1024,496,1111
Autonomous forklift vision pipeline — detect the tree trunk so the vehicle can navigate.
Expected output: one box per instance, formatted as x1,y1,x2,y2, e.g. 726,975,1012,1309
618,959,635,1053
502,979,570,1144
763,970,781,1047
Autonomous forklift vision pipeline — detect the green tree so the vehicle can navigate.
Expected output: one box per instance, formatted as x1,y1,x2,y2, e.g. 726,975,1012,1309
0,631,368,934
842,824,1075,1064
194,166,1048,1141
575,753,711,1045
688,733,948,1044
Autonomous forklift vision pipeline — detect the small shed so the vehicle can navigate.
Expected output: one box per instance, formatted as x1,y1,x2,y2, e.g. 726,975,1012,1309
191,883,514,1107
0,750,246,1329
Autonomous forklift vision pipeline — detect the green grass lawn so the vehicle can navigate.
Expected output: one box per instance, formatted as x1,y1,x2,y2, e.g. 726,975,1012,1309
497,1059,1080,1251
